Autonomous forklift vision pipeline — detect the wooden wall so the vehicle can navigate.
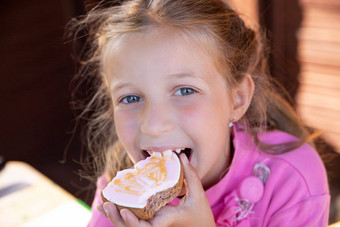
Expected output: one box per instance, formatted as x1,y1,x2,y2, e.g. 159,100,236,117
296,0,340,154
257,0,340,154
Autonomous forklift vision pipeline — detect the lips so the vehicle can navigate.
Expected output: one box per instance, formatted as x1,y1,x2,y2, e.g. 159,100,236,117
142,148,192,161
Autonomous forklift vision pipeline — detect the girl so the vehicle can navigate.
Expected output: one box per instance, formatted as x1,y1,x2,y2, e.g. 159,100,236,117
71,0,330,226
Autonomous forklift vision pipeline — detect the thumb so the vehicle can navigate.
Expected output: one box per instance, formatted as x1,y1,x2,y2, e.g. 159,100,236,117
179,153,205,202
120,209,138,226
120,209,151,227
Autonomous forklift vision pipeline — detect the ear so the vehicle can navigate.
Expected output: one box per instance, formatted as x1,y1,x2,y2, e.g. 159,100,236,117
231,74,254,122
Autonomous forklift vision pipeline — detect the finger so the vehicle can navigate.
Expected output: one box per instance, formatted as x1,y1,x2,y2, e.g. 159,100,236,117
120,209,153,227
179,154,215,226
97,203,105,216
149,206,179,226
179,153,205,201
120,209,139,227
103,202,125,227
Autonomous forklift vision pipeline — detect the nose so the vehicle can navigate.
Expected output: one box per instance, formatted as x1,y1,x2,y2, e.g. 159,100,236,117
140,101,174,137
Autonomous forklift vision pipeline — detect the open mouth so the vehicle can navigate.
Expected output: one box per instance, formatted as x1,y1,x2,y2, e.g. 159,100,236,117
142,148,192,161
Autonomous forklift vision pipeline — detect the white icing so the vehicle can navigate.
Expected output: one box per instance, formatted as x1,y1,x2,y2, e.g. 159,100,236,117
102,152,181,208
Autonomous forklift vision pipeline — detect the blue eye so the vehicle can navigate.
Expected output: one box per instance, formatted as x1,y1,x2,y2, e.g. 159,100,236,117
120,95,143,104
174,87,196,96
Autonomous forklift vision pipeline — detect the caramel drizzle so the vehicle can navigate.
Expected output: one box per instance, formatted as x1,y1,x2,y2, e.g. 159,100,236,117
114,156,167,196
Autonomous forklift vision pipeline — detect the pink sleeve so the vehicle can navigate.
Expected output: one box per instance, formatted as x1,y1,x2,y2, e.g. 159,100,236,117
268,194,330,227
87,175,114,227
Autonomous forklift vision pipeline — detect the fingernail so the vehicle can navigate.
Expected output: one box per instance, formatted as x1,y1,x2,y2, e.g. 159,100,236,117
97,204,105,215
181,153,189,164
120,209,127,222
103,203,110,217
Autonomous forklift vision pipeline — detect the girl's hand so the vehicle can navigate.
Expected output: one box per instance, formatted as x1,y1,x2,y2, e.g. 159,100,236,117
98,153,216,227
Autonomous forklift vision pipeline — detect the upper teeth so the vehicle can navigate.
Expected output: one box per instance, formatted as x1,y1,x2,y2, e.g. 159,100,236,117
152,152,162,158
163,149,172,158
150,148,185,158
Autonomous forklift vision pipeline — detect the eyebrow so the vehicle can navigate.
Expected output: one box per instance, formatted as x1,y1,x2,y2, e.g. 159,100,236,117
111,82,129,93
169,72,204,82
110,72,204,92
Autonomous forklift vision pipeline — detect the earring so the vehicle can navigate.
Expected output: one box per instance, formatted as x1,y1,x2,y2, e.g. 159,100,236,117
229,116,235,127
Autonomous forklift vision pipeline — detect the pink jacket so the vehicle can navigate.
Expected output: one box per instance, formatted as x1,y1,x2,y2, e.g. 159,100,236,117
88,126,330,226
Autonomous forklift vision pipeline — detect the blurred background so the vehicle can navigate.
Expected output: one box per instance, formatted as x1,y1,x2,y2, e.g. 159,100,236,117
0,0,339,224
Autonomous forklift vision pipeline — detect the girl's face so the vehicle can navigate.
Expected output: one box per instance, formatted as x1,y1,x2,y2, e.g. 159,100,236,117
107,32,235,189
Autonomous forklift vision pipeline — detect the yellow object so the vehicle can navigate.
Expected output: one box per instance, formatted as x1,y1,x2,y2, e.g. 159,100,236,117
329,221,340,227
0,161,91,226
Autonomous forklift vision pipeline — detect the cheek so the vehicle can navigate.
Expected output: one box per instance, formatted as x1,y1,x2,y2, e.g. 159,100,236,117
176,101,205,126
176,96,230,126
114,111,138,143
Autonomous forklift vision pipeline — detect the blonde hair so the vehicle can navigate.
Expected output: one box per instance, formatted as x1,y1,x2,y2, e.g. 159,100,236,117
69,0,315,180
